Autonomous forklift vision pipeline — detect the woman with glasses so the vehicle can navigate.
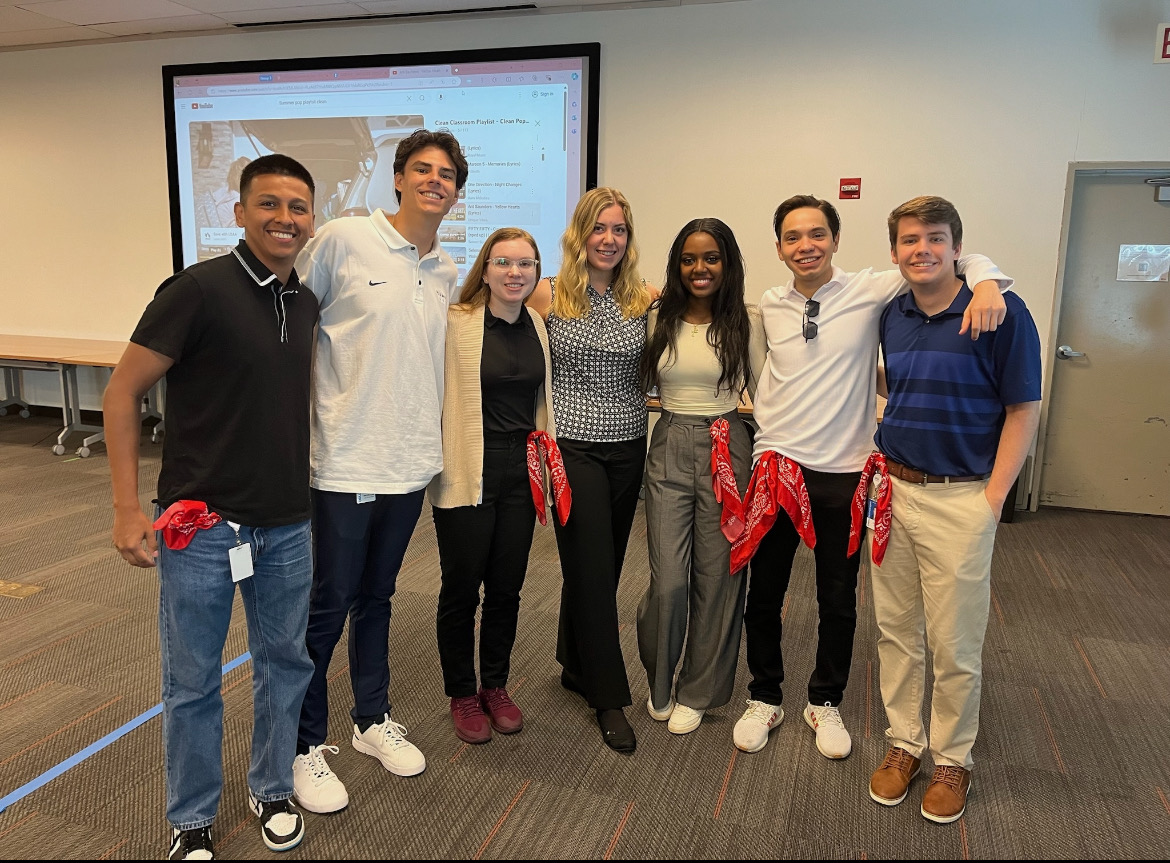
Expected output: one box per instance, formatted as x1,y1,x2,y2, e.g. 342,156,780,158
636,218,766,735
429,228,555,745
527,187,654,753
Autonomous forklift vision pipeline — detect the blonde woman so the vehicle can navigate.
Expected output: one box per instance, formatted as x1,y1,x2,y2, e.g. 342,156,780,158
529,187,654,753
430,228,556,745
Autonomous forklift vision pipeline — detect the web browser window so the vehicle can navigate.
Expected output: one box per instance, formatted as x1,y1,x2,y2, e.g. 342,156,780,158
166,47,598,277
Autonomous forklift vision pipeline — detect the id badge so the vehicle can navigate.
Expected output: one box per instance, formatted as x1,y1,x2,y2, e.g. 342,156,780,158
229,543,254,582
865,473,882,530
225,521,253,582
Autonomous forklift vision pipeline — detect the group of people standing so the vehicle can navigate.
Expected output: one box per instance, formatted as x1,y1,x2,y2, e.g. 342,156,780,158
105,128,1041,861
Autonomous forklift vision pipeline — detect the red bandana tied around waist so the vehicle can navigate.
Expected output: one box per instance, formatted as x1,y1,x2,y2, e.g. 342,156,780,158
527,431,572,526
849,451,892,565
152,500,222,550
709,419,745,542
729,451,815,574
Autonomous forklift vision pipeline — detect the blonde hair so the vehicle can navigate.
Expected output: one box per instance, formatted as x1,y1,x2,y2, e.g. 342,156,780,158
457,227,542,308
550,187,650,321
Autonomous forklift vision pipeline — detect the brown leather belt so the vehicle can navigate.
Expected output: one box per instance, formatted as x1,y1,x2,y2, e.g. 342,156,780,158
885,458,986,485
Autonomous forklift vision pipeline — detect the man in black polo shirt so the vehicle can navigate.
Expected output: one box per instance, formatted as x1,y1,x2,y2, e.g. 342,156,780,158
105,155,318,861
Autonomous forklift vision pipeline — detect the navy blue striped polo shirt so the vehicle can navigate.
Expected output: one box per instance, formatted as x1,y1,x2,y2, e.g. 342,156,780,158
875,281,1042,477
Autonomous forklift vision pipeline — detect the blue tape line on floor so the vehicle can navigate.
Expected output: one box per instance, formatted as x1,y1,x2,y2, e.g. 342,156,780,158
0,652,251,814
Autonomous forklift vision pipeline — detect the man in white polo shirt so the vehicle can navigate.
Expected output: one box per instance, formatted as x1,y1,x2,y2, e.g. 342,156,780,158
732,194,1011,762
290,130,468,813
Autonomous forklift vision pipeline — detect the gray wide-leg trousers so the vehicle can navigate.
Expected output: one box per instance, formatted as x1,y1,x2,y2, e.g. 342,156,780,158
637,409,752,711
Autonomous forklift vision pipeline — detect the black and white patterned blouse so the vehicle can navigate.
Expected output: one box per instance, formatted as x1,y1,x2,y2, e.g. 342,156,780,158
546,276,648,442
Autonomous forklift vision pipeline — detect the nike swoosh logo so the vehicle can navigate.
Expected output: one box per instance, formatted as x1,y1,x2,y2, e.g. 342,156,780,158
369,280,387,286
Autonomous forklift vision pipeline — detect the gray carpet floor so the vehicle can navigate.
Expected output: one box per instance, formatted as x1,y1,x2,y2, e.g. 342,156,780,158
1,414,1168,859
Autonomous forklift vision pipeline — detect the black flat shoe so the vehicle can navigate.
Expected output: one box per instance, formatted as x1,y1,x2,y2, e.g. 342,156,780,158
597,709,636,753
560,670,587,698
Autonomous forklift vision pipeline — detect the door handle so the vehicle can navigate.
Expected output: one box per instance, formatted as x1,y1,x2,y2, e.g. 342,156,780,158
1056,345,1085,359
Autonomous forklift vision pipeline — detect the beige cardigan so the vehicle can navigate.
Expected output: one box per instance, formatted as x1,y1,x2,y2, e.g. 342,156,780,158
427,303,556,509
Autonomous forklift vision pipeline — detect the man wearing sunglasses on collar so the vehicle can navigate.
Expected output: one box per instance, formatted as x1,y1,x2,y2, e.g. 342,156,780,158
731,194,1011,764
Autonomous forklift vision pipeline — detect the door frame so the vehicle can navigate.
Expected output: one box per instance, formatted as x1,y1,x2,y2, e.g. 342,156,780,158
1031,160,1170,511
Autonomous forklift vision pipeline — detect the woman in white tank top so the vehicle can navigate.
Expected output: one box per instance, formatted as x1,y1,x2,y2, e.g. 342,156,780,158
636,217,765,734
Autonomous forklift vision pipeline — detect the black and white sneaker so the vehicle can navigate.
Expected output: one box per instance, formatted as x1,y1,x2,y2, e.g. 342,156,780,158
169,826,214,860
248,793,305,852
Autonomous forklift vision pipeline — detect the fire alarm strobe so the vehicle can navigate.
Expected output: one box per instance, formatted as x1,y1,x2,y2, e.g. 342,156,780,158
840,178,861,200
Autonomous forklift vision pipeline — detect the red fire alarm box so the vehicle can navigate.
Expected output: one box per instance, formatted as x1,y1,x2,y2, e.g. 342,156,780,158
840,178,861,199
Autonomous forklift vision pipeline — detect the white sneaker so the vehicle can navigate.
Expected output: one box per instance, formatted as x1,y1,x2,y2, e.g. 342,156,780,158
733,700,783,753
352,713,426,777
803,701,852,759
293,744,349,813
646,692,674,722
667,704,704,735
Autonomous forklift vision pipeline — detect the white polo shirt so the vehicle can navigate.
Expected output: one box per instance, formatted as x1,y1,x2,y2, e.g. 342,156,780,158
752,256,1009,473
296,210,458,494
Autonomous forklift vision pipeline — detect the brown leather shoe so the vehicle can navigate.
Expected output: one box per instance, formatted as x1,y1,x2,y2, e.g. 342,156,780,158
921,765,972,823
870,747,922,806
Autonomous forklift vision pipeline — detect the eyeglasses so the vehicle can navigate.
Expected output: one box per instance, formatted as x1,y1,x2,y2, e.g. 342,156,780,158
803,299,820,341
488,257,539,272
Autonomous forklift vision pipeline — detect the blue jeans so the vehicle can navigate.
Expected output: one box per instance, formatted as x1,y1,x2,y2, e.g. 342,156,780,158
157,516,314,830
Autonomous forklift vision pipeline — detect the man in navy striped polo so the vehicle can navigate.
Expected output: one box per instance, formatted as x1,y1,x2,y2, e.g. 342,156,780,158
868,196,1041,824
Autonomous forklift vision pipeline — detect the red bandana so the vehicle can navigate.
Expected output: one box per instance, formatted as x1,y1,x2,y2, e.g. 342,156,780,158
526,431,572,526
709,419,745,542
152,500,222,550
848,451,892,565
729,451,815,574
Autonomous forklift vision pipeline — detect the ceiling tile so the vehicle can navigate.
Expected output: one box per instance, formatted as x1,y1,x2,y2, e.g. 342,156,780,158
88,13,231,35
217,3,368,25
0,5,69,30
177,0,353,12
355,0,509,14
18,0,201,26
0,23,101,44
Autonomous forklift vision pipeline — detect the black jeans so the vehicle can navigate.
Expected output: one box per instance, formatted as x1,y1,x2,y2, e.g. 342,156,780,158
744,466,862,707
433,433,536,698
553,436,646,710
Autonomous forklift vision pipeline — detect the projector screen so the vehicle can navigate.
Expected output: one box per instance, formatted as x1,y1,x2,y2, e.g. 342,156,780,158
163,43,600,277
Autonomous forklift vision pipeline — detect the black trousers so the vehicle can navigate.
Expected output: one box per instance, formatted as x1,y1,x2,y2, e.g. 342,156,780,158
553,436,646,710
298,487,425,750
433,433,536,698
744,466,862,707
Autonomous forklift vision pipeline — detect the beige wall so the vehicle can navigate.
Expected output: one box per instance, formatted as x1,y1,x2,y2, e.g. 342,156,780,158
3,0,1169,405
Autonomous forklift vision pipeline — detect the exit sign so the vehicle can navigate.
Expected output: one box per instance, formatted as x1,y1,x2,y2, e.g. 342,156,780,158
1158,22,1170,62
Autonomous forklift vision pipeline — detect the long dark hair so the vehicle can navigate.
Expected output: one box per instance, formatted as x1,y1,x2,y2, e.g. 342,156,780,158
641,218,751,398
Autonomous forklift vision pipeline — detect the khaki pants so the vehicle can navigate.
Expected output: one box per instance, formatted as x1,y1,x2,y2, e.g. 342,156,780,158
869,475,997,769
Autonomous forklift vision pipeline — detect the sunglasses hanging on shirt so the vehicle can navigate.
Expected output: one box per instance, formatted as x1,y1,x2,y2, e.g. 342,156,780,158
803,299,820,342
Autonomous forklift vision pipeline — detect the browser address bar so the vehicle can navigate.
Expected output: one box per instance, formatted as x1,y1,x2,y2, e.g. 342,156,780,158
206,77,460,95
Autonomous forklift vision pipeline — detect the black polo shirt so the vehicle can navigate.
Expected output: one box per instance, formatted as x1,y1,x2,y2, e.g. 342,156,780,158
131,241,319,526
481,305,544,435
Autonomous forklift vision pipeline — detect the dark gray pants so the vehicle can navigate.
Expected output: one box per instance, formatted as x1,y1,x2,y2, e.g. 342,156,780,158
637,409,751,712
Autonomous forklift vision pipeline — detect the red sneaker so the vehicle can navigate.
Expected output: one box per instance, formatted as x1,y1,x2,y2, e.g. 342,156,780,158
479,687,524,734
450,695,491,744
